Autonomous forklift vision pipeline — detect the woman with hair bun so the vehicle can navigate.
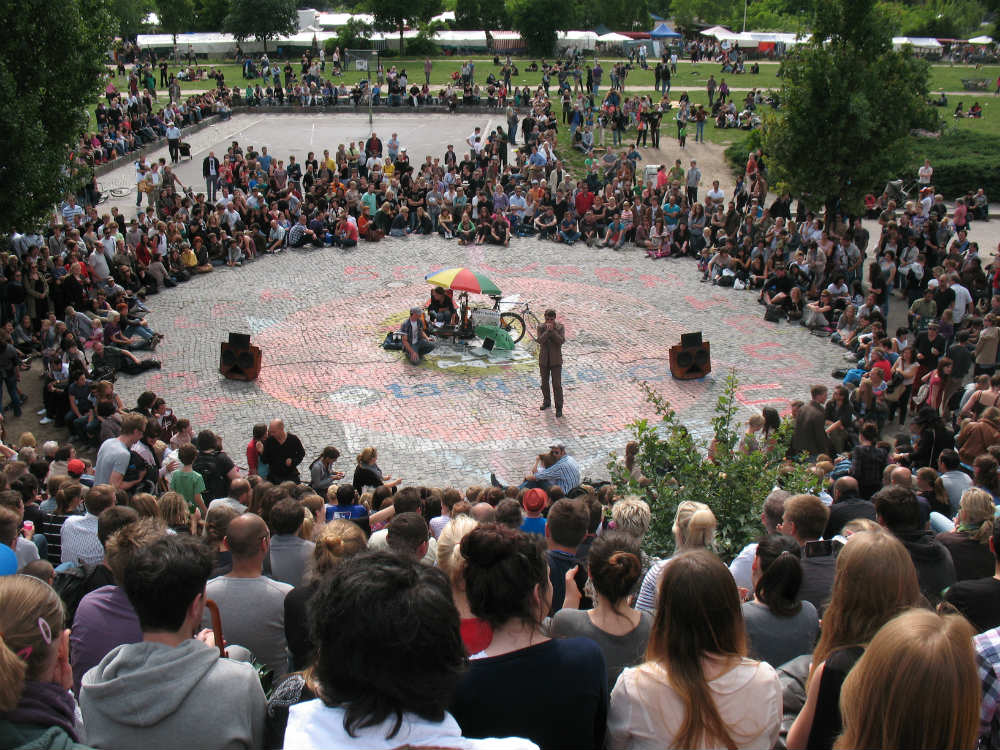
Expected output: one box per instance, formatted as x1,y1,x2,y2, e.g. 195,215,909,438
284,519,367,671
742,533,819,667
635,501,718,613
551,532,652,691
0,574,82,749
450,524,609,750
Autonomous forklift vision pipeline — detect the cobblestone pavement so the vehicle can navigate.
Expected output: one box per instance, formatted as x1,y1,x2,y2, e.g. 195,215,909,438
113,234,846,487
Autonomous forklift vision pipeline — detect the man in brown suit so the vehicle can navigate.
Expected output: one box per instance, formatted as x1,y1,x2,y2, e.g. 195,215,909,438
538,309,566,417
789,384,831,460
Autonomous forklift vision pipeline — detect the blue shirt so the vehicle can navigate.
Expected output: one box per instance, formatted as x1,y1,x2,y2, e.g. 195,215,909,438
520,516,546,535
326,503,367,521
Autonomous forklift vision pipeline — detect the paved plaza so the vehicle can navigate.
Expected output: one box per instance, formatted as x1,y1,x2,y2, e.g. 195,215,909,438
112,236,846,487
97,113,844,484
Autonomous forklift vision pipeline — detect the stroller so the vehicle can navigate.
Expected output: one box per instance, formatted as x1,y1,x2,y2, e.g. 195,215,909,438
883,179,913,203
178,141,192,160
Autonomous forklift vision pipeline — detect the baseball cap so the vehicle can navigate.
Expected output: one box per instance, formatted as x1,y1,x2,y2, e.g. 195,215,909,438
522,488,548,513
67,459,86,476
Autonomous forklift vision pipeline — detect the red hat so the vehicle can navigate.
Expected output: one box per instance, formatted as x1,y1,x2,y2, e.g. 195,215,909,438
67,459,86,476
522,488,547,513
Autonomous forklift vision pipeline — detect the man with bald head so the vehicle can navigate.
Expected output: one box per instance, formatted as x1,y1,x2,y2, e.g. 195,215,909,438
470,502,497,524
261,418,305,484
203,513,293,678
890,465,932,526
824,476,877,538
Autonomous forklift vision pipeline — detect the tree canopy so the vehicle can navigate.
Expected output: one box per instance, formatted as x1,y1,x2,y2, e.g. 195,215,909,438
367,0,442,54
506,0,569,56
763,0,935,214
0,0,115,231
225,0,297,51
156,0,195,44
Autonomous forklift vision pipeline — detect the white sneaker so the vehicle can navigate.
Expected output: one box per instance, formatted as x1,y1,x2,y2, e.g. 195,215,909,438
36,408,46,415
39,417,53,425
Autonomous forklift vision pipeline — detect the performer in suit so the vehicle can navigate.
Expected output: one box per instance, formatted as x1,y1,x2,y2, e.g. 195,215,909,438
202,152,220,202
538,309,566,417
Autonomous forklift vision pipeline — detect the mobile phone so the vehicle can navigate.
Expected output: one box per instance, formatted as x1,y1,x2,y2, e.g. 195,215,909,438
804,539,841,558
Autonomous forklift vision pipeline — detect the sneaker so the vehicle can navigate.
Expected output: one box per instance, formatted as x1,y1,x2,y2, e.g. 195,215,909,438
36,408,46,416
39,417,53,425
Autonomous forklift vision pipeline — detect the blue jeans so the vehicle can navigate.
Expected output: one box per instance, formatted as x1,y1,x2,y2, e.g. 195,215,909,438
1,374,20,416
560,230,580,244
696,120,705,141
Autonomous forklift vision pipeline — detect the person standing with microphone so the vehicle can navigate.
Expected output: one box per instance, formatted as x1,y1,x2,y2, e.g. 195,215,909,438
538,309,566,417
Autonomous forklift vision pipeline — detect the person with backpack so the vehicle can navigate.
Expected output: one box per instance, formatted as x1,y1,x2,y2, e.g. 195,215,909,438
192,430,239,504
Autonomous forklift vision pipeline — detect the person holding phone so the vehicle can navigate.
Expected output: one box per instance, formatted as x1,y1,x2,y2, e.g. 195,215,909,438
538,309,566,417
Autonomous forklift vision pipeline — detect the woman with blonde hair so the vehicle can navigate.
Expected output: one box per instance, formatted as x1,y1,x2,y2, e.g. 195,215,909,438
635,501,717,613
608,549,781,749
935,487,997,581
0,575,78,747
787,530,922,750
835,609,978,750
158,491,196,534
436,515,491,654
284,519,367,671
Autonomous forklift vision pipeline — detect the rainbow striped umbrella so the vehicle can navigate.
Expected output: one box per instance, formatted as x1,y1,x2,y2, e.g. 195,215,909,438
424,267,501,296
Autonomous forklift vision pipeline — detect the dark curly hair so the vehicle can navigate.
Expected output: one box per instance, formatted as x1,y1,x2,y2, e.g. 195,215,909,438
309,551,466,740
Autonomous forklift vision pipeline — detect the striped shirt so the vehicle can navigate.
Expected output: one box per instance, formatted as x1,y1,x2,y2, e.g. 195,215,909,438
534,455,581,492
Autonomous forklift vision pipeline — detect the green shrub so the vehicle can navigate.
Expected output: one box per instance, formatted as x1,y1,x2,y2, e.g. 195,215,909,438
608,371,820,563
405,35,440,57
901,130,1000,199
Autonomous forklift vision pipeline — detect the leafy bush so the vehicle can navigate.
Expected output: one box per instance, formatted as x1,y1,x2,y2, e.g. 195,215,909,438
608,371,820,563
405,34,440,57
900,130,1000,200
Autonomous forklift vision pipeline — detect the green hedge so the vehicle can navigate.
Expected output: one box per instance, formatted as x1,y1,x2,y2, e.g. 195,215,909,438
902,130,1000,200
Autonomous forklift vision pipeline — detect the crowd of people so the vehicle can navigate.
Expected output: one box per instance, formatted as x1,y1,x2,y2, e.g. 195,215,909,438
3,41,1000,749
1,419,1000,749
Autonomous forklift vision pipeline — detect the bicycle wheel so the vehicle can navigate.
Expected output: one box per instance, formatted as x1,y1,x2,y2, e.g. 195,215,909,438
499,312,526,343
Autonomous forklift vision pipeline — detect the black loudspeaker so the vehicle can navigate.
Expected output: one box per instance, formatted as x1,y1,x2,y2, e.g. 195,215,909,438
482,337,496,351
669,332,711,380
220,333,262,381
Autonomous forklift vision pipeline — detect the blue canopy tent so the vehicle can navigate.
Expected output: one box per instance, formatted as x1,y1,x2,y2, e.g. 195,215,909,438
650,23,682,39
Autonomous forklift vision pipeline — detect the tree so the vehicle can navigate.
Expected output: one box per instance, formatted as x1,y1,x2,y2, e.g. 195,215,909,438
225,0,297,52
608,372,819,561
113,0,154,39
368,0,442,54
193,0,229,31
156,0,196,46
506,0,568,56
763,0,935,217
0,0,115,231
455,0,508,30
670,0,738,28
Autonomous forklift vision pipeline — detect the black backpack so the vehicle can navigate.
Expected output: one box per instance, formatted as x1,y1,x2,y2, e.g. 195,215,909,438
53,563,113,624
193,450,230,500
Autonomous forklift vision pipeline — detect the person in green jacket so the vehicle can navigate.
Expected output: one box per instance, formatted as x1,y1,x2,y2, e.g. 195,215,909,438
0,574,93,750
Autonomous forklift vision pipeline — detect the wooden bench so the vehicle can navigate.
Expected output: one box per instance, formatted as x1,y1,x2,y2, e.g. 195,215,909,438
962,78,990,91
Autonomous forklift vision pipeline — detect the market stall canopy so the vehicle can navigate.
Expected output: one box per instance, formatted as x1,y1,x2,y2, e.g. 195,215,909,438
892,36,943,51
968,35,995,44
700,26,734,38
598,32,633,42
650,23,682,38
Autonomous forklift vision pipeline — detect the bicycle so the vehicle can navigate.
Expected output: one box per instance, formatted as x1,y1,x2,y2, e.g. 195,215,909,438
467,294,541,344
95,181,134,205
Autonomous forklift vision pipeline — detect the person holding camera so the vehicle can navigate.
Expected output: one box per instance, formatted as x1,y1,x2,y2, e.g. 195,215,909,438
538,309,566,417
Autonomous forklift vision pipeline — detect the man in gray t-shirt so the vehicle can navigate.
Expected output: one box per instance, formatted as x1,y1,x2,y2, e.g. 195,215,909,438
202,513,292,679
93,413,147,489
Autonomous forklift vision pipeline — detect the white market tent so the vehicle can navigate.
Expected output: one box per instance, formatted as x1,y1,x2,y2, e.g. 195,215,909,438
700,26,734,39
892,36,943,51
137,31,338,54
557,30,598,50
968,35,995,44
315,12,375,29
597,32,633,42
